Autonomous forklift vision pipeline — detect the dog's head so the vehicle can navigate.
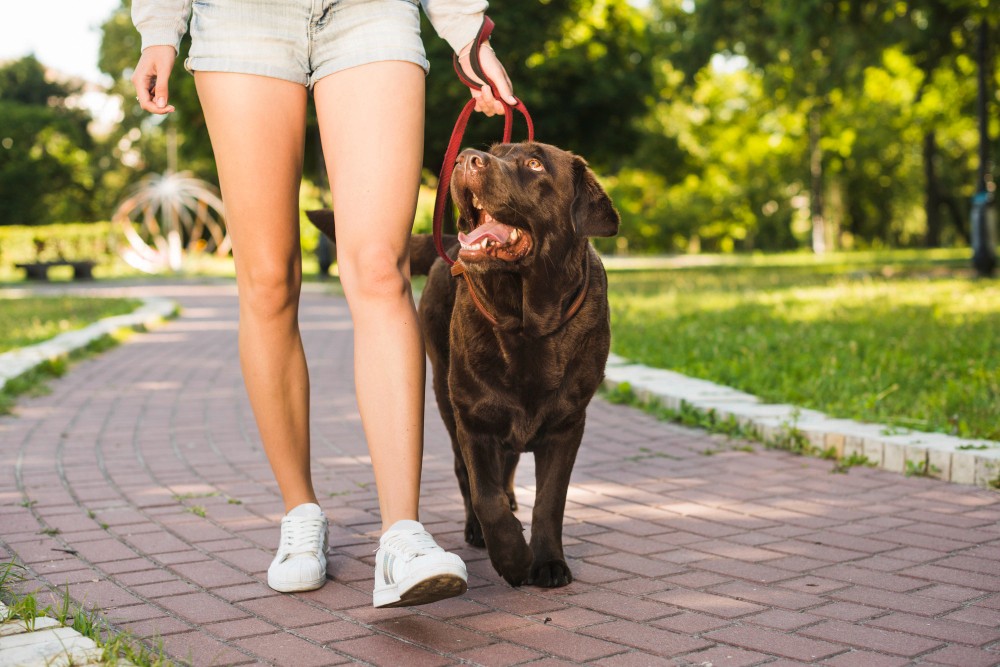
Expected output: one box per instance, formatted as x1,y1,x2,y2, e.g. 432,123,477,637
451,142,619,271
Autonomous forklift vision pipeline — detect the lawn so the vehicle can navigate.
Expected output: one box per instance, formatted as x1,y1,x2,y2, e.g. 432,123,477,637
0,296,141,353
606,250,1000,441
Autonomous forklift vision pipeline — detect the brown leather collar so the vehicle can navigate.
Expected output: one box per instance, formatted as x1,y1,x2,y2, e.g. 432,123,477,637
450,255,590,330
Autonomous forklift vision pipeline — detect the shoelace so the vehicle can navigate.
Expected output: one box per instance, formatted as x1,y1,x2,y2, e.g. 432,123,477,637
380,530,441,562
278,516,325,559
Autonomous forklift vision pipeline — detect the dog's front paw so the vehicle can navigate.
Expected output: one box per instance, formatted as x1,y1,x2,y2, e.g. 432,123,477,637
528,559,573,588
493,546,532,587
465,517,486,547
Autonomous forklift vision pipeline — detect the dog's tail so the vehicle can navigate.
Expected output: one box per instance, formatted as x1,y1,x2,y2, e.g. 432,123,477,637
305,209,457,277
409,234,457,276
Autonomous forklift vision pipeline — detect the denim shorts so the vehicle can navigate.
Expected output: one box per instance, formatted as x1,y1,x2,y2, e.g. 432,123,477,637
183,0,429,88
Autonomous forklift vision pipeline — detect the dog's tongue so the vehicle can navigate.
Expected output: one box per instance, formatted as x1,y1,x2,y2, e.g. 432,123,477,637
458,212,512,246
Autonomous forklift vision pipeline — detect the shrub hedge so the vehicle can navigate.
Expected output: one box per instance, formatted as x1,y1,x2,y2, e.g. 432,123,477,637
0,222,118,266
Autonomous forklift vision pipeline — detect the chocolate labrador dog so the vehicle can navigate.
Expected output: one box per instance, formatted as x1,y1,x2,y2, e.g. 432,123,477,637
306,141,618,588
419,141,619,588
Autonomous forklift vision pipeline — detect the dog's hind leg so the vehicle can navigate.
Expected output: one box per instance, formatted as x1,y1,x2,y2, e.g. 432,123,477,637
526,420,585,588
453,444,485,547
429,356,483,547
503,451,520,511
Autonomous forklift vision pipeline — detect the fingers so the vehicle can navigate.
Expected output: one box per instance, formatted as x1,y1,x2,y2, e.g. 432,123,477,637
131,46,176,115
475,85,503,117
153,73,171,112
459,39,516,117
480,46,516,106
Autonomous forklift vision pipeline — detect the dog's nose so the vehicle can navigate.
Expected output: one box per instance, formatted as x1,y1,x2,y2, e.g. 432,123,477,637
458,149,489,172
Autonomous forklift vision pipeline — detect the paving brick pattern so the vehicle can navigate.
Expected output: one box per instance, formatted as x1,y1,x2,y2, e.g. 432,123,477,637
2,282,999,666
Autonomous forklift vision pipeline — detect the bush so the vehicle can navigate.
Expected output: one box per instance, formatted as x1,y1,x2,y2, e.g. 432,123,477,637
0,222,118,267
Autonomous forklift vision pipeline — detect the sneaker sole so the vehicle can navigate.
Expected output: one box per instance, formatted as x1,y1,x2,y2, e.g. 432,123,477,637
374,573,467,608
267,574,328,593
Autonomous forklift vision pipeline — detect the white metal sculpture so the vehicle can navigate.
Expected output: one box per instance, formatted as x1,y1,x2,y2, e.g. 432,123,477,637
112,171,230,273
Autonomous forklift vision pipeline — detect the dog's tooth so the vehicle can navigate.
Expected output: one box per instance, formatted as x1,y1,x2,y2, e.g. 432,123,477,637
510,229,519,241
472,194,483,210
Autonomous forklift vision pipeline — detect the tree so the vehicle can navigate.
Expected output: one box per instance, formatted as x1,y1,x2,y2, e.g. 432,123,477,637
417,0,657,174
677,0,911,253
0,55,95,226
97,1,214,180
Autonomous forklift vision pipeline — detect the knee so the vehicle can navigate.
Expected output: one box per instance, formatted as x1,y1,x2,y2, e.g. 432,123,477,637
338,244,409,303
239,262,300,322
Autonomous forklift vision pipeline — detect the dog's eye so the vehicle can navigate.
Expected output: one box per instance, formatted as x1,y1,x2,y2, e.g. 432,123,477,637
526,158,545,172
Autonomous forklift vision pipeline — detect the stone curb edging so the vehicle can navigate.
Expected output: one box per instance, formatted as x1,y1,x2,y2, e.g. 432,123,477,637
0,297,178,393
602,353,1000,490
0,601,138,666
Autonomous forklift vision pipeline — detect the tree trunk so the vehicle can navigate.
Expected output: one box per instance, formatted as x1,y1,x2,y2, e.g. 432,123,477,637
809,108,827,254
971,17,995,277
944,196,970,244
924,130,943,247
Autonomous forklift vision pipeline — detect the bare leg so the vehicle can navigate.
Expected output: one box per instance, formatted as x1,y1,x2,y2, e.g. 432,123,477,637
313,62,426,532
194,72,317,512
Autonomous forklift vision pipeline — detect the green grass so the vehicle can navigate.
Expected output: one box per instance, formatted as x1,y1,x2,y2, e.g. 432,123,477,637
607,250,1000,441
0,296,141,353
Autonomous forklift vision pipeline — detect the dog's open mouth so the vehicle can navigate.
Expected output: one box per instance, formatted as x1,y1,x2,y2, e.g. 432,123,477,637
458,192,533,263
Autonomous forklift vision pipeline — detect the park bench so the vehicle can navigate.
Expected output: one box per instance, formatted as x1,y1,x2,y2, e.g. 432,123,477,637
15,260,96,281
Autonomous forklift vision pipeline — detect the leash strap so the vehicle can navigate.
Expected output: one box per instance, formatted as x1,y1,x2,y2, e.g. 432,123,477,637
432,16,534,266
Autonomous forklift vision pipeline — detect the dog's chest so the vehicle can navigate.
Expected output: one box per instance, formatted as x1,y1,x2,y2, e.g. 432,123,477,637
451,332,599,449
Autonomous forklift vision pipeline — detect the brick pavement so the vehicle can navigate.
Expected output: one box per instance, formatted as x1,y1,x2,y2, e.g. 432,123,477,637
1,282,999,666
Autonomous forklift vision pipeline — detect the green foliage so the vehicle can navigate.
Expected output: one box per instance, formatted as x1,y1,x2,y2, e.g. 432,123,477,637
607,0,999,252
607,251,1000,440
602,380,637,404
0,222,119,266
831,451,875,474
0,56,97,226
423,0,653,173
904,458,941,477
598,384,761,449
98,1,215,181
0,561,175,666
2,0,994,254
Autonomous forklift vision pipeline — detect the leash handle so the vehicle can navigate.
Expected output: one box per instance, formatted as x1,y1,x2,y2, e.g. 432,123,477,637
451,17,534,143
433,16,534,265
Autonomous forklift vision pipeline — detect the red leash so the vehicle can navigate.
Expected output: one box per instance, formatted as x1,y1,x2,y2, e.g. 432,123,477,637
432,16,534,266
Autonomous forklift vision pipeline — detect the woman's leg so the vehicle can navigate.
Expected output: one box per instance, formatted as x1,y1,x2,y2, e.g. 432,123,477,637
194,72,317,512
312,62,426,532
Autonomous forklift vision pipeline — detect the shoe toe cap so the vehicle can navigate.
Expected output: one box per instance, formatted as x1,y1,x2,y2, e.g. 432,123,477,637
270,553,325,583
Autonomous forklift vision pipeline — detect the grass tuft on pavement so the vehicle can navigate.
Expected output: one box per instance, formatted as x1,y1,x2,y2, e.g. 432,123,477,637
1,561,174,666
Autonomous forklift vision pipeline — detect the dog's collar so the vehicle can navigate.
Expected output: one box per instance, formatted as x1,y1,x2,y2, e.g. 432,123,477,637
450,255,590,331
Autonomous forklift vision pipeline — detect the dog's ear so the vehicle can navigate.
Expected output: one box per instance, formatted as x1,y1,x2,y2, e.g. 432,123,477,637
571,157,619,238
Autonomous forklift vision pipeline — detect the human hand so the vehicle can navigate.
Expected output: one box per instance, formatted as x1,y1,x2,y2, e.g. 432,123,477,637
131,45,177,114
457,40,515,117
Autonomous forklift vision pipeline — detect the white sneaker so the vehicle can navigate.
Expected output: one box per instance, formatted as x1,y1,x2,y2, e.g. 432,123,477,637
373,520,468,608
267,502,328,592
